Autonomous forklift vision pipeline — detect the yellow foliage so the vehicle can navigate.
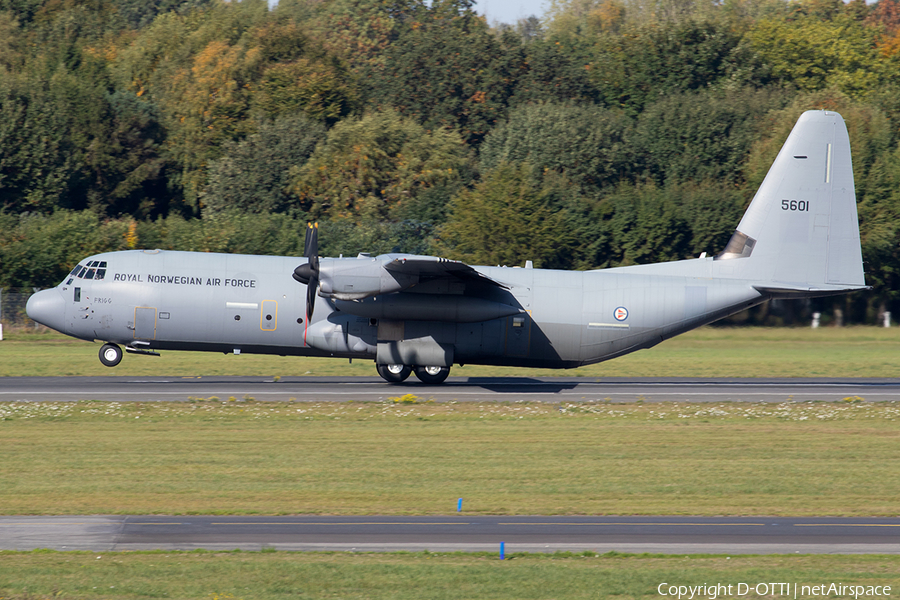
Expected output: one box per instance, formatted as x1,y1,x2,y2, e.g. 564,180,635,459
125,221,138,249
877,30,900,57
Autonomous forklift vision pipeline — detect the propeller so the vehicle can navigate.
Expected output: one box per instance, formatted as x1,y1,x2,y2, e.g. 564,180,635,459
292,223,319,343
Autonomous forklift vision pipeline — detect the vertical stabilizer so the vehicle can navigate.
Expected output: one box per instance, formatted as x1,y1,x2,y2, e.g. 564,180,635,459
717,110,865,290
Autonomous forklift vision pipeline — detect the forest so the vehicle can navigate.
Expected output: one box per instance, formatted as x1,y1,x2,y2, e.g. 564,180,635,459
1,0,899,324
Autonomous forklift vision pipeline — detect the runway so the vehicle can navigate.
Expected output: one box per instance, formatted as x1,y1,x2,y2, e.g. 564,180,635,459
1,376,899,403
2,515,899,554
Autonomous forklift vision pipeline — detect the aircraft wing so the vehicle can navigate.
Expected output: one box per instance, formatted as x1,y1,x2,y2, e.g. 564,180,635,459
384,256,508,289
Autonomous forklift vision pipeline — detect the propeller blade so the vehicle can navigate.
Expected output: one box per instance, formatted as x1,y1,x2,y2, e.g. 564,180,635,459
306,274,318,322
299,222,319,346
303,222,318,258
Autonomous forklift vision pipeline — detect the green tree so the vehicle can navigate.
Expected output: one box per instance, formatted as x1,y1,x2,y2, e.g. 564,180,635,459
367,0,526,145
204,114,326,215
590,19,761,115
510,37,601,105
633,86,789,185
601,181,692,266
742,91,892,201
112,1,271,210
0,70,81,213
290,109,472,222
0,210,130,288
435,162,575,268
252,57,358,124
480,101,633,194
741,3,881,97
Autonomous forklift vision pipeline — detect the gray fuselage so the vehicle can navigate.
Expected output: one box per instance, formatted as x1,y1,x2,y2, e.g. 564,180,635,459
34,249,767,368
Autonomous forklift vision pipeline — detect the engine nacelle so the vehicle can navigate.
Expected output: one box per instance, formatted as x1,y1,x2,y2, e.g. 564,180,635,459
317,257,417,301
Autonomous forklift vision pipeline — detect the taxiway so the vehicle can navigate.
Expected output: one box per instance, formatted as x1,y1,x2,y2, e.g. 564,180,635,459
1,515,899,554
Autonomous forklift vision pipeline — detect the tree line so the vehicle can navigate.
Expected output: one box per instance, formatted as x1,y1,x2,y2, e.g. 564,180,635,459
1,0,900,324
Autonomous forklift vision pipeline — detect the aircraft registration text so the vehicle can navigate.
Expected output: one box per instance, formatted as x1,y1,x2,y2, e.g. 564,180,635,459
781,199,809,211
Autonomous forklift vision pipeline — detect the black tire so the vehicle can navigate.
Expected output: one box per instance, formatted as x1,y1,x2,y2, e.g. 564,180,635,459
99,343,123,367
377,363,412,383
413,365,450,384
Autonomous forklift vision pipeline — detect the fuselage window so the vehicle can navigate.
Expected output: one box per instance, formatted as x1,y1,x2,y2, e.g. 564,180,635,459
74,287,81,302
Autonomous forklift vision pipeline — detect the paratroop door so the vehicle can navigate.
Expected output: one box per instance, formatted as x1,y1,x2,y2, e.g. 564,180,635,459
134,307,157,340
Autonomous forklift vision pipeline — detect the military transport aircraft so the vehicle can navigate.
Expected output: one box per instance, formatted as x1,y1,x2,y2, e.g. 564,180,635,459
26,110,867,383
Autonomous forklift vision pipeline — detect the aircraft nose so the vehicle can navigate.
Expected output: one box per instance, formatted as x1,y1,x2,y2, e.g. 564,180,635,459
26,288,66,332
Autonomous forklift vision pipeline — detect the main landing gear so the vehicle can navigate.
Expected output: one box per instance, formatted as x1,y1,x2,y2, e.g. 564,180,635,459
376,364,450,384
99,343,123,367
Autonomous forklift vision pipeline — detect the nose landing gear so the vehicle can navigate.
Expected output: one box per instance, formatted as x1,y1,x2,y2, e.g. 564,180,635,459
99,343,123,367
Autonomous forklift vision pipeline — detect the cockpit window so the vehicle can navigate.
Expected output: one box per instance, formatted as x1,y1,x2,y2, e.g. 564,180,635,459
64,261,109,283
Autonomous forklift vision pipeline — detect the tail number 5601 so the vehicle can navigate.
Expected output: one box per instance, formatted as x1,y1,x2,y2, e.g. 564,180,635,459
782,199,809,211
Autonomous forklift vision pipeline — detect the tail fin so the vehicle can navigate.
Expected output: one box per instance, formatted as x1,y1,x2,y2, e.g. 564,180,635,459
717,110,866,293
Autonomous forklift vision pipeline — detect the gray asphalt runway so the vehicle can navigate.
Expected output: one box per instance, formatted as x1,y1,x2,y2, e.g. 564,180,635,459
2,515,899,554
1,376,899,403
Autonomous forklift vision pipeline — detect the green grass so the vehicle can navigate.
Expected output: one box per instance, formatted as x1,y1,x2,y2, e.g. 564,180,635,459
0,551,898,600
1,400,898,516
2,326,900,378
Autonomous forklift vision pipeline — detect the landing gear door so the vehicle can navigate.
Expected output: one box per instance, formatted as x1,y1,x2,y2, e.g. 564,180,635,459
134,307,157,340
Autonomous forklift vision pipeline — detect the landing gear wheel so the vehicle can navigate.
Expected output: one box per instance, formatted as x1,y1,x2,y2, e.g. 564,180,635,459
377,363,411,383
413,365,450,384
99,343,123,367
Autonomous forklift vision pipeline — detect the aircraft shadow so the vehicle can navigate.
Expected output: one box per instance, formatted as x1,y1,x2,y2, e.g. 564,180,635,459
453,377,580,394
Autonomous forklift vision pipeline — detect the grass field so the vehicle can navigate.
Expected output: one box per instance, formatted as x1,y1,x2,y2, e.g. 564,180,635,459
0,551,898,600
1,400,898,516
3,325,900,378
3,327,898,598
